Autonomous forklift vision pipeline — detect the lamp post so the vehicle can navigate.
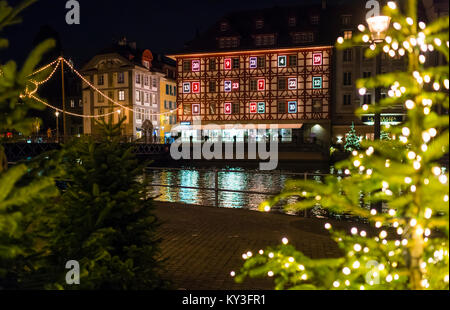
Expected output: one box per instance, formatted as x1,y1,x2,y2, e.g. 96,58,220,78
55,111,60,143
366,15,390,214
367,15,391,140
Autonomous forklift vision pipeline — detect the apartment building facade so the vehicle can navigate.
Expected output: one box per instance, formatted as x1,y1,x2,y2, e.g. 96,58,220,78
81,39,163,140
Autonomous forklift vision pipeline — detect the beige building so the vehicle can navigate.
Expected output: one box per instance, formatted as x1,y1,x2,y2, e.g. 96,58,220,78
81,39,163,140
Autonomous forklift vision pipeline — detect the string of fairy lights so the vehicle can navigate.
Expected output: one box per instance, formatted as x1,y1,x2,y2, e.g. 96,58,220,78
230,1,449,290
22,56,179,119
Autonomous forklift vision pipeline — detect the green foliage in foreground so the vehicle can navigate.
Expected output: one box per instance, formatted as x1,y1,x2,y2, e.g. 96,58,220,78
236,0,449,290
0,0,58,288
43,118,168,290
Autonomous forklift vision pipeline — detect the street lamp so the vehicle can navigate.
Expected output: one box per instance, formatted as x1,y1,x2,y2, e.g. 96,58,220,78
366,14,391,214
55,111,60,143
366,15,391,140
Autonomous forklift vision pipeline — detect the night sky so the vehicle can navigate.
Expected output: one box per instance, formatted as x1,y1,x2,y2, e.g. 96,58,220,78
3,0,331,67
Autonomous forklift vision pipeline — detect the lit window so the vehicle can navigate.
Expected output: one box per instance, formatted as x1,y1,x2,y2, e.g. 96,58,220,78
344,31,353,39
119,90,125,101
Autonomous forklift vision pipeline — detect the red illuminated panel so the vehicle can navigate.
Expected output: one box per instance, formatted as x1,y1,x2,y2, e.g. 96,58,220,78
192,82,200,93
224,58,232,70
249,102,257,114
224,102,232,114
232,81,240,90
258,79,265,91
192,60,200,72
313,53,323,66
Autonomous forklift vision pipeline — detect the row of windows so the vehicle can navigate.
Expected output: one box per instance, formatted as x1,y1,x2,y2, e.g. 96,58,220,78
97,72,125,85
183,52,322,72
136,91,157,104
136,73,158,88
164,100,176,110
182,76,323,93
165,84,177,96
136,108,158,121
219,15,320,32
163,115,177,125
185,100,323,115
343,93,374,106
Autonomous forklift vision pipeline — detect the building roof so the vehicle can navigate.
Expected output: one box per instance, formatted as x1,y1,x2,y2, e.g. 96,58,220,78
172,2,367,56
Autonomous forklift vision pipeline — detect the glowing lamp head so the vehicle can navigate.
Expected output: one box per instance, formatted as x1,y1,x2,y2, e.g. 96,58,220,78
367,16,391,42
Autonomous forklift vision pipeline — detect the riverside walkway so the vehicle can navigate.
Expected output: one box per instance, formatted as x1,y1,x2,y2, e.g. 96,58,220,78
154,202,355,290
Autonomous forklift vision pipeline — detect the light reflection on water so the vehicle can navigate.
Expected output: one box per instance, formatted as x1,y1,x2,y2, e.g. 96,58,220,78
145,168,307,211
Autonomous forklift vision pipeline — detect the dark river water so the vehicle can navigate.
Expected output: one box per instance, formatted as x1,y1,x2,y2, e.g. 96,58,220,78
145,166,327,211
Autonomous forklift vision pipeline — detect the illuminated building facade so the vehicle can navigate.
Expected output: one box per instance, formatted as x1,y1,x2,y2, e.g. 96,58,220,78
169,5,334,145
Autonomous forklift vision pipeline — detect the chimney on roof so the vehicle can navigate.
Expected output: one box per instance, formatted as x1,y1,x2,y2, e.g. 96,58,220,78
322,0,327,10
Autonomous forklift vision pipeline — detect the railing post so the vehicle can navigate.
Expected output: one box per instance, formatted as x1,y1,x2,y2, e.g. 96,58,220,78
215,169,219,208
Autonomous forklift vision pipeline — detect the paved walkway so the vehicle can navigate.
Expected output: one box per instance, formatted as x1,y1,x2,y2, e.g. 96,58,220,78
154,202,346,290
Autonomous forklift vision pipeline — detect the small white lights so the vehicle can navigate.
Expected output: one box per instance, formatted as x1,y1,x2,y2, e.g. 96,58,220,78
405,100,415,110
434,38,442,46
414,161,421,170
325,223,332,230
423,132,432,143
353,261,361,269
358,24,366,32
371,209,377,216
433,82,440,91
269,252,275,259
432,167,442,176
376,222,382,228
360,231,367,237
333,281,340,288
362,35,370,43
354,244,362,252
411,185,417,193
406,17,414,25
419,55,426,64
282,238,289,245
408,151,416,160
393,22,401,30
397,228,404,235
419,21,426,29
288,257,295,263
389,209,396,217
387,1,397,9
230,271,236,277
439,175,448,184
405,177,412,184
337,37,344,44
410,219,417,227
268,271,274,277
429,128,437,137
343,267,351,275
386,275,393,282
359,88,367,95
380,231,388,239
351,227,358,235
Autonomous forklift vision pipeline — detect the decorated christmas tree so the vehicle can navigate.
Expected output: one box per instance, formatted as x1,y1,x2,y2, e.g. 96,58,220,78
344,123,361,152
43,118,168,290
235,0,449,290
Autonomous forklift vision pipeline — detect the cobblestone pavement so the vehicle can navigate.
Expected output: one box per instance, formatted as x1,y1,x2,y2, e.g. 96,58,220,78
154,202,345,290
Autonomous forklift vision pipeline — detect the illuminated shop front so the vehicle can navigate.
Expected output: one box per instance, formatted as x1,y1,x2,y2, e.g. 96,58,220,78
333,114,404,144
173,123,331,144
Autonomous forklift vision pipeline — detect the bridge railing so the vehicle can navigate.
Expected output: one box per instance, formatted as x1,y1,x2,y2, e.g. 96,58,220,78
144,166,329,216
